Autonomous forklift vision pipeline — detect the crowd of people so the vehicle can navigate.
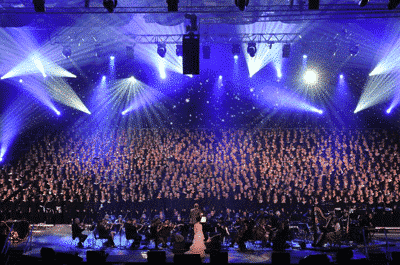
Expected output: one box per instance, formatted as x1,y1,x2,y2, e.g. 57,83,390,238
1,127,400,227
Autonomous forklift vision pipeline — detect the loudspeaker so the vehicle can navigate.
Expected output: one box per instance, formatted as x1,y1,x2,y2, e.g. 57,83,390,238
210,252,228,264
174,253,202,264
309,0,319,10
272,252,290,265
203,46,210,60
147,250,166,263
55,252,83,264
87,250,107,264
183,33,200,75
40,247,56,261
300,254,330,265
282,44,291,58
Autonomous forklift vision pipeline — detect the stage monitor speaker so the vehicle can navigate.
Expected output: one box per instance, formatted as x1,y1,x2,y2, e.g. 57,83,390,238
87,250,107,264
40,247,56,261
173,253,202,264
272,252,290,265
55,252,83,264
369,252,387,265
147,250,166,263
282,44,291,58
299,254,329,265
309,0,319,10
183,33,200,75
210,252,228,264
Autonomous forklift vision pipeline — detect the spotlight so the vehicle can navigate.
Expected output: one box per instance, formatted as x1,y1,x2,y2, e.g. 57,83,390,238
0,157,3,162
102,75,106,80
166,0,179,12
349,44,360,56
303,54,308,59
234,55,238,60
62,46,72,58
282,44,291,58
232,44,241,56
157,43,167,58
247,43,257,57
340,74,344,79
122,110,127,115
55,110,61,116
103,0,117,13
110,55,115,60
386,108,392,114
176,45,183,57
33,0,45,12
126,46,134,59
388,0,400,9
235,0,249,11
219,75,223,79
358,0,369,7
304,70,317,84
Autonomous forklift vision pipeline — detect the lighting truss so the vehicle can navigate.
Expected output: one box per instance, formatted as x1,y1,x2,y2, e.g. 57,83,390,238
126,33,302,44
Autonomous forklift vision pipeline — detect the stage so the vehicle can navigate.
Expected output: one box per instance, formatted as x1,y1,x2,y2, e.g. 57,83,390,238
3,224,400,264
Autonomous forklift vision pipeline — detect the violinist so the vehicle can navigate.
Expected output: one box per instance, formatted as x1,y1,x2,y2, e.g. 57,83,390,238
125,218,142,249
97,218,116,247
72,218,88,248
157,219,175,249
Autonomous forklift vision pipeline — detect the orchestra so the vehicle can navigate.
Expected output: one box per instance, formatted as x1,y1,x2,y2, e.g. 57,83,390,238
66,204,381,253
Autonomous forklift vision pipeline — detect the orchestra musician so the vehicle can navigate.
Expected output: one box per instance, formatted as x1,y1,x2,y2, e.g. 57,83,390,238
72,218,88,248
157,219,175,249
97,218,116,247
124,218,142,249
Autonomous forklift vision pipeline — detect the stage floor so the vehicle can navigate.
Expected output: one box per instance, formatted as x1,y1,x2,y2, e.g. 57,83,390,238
7,224,400,264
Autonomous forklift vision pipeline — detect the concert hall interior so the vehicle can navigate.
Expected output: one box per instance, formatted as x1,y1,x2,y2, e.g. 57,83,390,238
2,1,400,265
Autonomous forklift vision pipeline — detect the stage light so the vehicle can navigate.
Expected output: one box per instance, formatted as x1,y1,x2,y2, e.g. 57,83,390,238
386,108,392,114
219,75,223,79
176,45,183,57
388,0,400,9
309,0,319,10
282,44,291,58
55,110,61,116
303,54,308,59
340,74,344,79
349,44,360,56
167,0,179,12
157,43,167,58
277,69,282,78
122,110,127,115
103,0,117,12
129,76,136,82
110,55,115,60
317,109,323,114
0,157,3,162
359,0,369,7
62,46,72,58
234,55,239,60
126,46,134,59
304,69,317,84
102,75,106,80
232,44,241,56
33,0,45,12
235,0,249,11
247,43,257,57
19,79,23,83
